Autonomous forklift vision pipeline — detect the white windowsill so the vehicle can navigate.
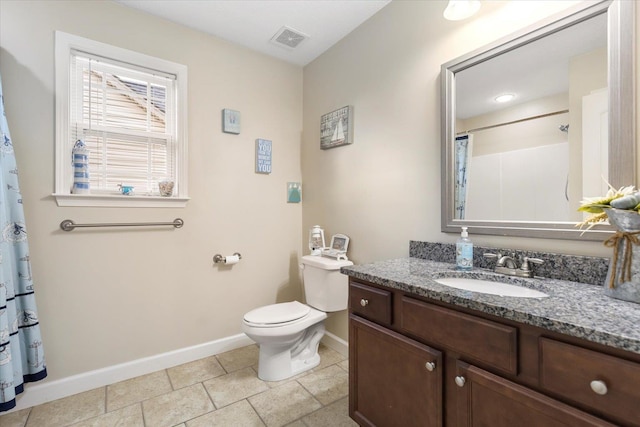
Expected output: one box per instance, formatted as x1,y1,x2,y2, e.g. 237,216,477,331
53,193,190,208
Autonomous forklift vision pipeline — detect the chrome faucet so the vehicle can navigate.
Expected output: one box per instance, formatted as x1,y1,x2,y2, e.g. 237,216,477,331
497,254,518,269
483,252,544,278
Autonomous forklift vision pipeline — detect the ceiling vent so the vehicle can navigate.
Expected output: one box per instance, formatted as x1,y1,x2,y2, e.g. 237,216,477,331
270,26,309,50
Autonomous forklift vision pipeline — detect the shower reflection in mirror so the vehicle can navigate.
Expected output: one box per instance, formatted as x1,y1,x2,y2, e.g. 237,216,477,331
454,108,581,222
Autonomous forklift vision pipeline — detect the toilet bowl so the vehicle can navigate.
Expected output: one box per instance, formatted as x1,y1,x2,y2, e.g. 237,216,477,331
243,301,328,381
242,255,353,381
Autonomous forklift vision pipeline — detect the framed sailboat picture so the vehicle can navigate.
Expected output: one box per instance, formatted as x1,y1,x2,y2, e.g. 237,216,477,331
320,106,353,149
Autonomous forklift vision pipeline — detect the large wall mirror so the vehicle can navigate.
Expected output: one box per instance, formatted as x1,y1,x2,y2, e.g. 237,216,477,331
441,0,635,240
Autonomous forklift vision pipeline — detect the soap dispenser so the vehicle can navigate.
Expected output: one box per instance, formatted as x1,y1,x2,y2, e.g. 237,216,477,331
456,226,473,271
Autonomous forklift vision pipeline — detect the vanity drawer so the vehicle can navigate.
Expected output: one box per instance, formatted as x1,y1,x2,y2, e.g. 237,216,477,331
540,338,640,426
400,296,518,374
349,282,392,326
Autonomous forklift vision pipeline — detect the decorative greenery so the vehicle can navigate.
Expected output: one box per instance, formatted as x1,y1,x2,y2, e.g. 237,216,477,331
577,185,640,229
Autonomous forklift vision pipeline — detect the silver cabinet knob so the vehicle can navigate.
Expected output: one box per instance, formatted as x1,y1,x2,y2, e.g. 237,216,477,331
425,361,436,372
360,299,369,307
590,380,608,395
455,376,466,387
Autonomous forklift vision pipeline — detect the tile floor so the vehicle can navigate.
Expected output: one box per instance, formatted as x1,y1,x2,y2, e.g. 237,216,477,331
0,344,358,427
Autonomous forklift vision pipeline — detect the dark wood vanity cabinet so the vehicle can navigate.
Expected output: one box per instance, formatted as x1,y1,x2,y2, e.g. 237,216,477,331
454,362,614,426
350,316,443,426
350,281,443,425
348,279,640,427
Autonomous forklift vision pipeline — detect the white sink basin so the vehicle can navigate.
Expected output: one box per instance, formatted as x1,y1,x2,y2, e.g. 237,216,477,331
435,277,549,298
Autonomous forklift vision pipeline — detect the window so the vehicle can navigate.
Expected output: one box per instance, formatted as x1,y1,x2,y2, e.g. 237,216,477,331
55,32,188,207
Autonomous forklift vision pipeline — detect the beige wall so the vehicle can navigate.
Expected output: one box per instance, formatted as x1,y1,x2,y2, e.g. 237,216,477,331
302,0,640,340
0,0,303,381
568,47,608,213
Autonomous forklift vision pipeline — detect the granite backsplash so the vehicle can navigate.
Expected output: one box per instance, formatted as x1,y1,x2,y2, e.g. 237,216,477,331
409,241,610,286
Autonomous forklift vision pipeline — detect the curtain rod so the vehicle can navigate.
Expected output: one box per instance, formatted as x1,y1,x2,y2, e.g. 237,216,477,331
456,109,569,135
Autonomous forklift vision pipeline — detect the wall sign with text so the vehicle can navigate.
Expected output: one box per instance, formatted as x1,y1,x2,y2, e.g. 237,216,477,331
320,105,353,150
255,139,272,174
222,109,241,134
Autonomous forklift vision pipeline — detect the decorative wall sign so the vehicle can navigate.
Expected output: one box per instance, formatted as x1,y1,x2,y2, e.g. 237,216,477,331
222,109,241,134
287,182,301,203
255,139,272,174
320,105,354,150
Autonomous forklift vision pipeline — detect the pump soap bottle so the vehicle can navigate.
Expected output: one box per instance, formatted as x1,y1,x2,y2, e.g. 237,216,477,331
456,226,473,271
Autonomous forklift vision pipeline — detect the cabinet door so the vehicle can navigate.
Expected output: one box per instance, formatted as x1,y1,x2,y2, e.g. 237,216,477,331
350,314,442,427
540,337,640,427
454,361,615,427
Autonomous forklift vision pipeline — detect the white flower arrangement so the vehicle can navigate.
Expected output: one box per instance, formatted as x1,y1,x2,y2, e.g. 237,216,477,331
577,185,640,229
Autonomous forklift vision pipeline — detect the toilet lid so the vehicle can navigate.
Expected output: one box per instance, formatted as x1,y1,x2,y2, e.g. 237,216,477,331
244,301,311,325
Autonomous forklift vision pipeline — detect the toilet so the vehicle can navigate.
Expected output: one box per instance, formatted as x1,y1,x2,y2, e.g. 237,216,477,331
242,255,353,381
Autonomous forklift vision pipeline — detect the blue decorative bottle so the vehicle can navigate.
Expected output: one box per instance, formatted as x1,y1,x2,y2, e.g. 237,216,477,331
71,140,90,194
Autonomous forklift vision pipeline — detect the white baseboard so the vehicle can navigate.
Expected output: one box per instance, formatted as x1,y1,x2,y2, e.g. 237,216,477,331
8,333,254,413
321,331,348,357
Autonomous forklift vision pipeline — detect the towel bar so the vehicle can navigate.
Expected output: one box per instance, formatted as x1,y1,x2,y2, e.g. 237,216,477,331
60,218,184,231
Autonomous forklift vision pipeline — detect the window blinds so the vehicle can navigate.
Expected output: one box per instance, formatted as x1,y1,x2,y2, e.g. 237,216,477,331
69,50,177,194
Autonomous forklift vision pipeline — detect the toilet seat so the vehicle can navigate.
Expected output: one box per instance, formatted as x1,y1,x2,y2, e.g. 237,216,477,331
243,301,311,327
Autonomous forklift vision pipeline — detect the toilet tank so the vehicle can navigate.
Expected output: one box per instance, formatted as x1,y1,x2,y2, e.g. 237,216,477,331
300,255,353,312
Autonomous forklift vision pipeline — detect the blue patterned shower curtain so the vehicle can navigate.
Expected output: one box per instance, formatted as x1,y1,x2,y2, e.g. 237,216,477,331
0,74,47,412
454,134,473,220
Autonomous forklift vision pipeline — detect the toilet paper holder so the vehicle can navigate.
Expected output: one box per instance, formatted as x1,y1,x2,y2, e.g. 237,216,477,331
213,252,242,264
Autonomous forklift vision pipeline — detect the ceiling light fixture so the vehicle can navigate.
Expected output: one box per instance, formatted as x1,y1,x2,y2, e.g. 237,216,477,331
443,0,481,21
494,94,515,103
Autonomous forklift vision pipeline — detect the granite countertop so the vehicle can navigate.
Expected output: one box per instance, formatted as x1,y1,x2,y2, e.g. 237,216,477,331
341,257,640,355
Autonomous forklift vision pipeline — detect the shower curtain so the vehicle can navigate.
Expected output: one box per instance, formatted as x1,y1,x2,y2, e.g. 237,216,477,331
454,134,473,220
0,73,47,412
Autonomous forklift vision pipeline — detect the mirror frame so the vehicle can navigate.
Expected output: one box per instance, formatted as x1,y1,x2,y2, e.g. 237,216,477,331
441,0,636,241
